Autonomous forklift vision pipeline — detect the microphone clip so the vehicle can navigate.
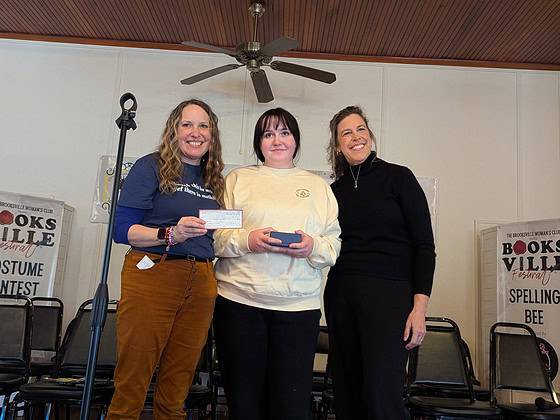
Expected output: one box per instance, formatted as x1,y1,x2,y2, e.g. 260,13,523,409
115,92,138,131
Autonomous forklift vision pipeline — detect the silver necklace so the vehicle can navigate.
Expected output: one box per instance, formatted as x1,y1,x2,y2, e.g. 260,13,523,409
349,164,361,189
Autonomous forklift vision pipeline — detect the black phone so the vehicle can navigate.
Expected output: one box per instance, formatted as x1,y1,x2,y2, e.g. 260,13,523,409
269,231,302,247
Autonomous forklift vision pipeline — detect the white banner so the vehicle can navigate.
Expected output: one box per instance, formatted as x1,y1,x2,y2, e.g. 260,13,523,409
0,191,66,297
498,219,560,383
91,155,137,223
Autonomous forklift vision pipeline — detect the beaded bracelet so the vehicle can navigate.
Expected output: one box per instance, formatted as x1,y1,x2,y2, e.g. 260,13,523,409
167,226,177,246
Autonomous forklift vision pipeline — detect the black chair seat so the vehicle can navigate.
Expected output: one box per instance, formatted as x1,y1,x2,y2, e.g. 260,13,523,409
29,361,56,377
312,373,332,391
409,384,490,401
499,402,560,419
188,383,210,398
0,373,26,392
408,395,503,418
18,380,114,402
185,383,212,414
312,373,325,392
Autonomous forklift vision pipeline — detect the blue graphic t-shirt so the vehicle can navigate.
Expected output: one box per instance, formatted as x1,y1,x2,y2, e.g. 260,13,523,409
118,153,219,258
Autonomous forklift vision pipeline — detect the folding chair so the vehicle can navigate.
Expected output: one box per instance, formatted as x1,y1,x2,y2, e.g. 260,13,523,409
406,317,502,419
490,322,560,419
0,295,33,420
13,299,117,420
29,297,63,378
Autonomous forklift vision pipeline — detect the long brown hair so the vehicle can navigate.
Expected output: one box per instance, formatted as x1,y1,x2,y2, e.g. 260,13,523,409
158,99,225,207
327,105,375,180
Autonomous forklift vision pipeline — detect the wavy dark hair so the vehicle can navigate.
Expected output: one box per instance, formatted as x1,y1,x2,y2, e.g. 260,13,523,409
157,99,225,207
253,108,301,163
327,105,375,180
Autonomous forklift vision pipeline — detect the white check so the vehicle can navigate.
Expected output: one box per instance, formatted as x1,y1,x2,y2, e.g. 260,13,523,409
199,209,243,229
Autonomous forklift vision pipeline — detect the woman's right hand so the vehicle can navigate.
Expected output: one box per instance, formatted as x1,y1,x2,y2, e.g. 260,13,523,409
248,227,282,253
173,216,208,243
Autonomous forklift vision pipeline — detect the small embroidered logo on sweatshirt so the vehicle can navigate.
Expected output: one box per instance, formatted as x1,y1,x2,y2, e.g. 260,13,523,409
295,189,310,198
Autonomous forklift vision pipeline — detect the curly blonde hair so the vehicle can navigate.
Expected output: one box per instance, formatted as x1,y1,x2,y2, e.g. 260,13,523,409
158,99,225,207
327,105,375,180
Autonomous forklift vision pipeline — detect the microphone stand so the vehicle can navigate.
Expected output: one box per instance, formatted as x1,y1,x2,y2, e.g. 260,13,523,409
79,93,137,420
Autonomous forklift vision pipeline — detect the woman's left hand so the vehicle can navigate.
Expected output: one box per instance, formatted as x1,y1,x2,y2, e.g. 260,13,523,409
403,294,429,350
403,310,426,350
281,230,314,258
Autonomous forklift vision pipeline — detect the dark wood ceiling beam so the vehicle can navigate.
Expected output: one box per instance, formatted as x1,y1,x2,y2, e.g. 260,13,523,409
41,1,75,36
114,0,142,40
334,0,354,53
62,0,100,37
0,2,33,33
356,0,380,54
376,0,400,55
21,0,57,35
1,0,558,69
430,0,475,58
156,2,180,44
525,25,560,63
3,32,559,71
521,2,560,62
301,0,314,51
368,0,393,55
479,0,535,61
135,0,158,42
85,0,119,39
317,0,334,52
416,0,450,57
386,0,416,56
471,0,528,60
294,0,305,48
459,1,501,60
493,0,549,62
401,0,433,57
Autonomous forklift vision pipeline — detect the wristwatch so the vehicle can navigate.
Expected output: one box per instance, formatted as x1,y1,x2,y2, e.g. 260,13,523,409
157,227,166,240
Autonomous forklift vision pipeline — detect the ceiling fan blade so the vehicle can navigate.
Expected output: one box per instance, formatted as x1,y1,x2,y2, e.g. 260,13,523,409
181,40,236,56
250,70,274,103
180,64,242,85
270,61,336,84
259,37,299,57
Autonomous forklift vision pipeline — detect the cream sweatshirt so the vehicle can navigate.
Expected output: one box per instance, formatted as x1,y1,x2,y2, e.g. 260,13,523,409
213,165,341,311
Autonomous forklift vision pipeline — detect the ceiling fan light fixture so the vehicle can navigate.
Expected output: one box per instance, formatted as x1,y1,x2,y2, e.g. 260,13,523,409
179,1,336,103
249,2,265,18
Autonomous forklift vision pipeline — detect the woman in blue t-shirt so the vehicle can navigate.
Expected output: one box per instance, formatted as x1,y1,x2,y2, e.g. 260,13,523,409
107,99,224,420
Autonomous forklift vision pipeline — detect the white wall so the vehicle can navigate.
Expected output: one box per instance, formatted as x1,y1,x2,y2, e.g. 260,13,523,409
1,39,559,369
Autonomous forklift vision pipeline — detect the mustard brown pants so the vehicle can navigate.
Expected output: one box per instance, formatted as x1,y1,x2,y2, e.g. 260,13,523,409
107,250,217,420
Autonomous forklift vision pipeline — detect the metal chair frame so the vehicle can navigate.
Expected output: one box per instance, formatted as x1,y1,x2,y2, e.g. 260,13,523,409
406,316,503,419
0,295,33,420
29,297,64,378
490,322,560,418
11,299,118,420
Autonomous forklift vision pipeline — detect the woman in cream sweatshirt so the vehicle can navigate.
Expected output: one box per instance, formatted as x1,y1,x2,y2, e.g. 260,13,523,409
213,107,341,420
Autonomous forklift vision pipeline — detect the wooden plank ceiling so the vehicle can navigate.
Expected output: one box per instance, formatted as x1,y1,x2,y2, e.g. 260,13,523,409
0,0,559,70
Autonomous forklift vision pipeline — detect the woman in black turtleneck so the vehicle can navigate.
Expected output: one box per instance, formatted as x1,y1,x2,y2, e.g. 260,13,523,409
324,105,436,420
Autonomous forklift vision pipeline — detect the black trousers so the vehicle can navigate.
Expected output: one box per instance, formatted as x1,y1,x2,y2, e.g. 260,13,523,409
324,273,412,420
213,295,321,420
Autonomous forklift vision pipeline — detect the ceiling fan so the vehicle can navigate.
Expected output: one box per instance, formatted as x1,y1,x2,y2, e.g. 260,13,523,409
180,2,336,103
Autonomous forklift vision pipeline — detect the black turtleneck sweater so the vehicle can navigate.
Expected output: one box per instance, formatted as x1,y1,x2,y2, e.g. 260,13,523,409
330,153,435,296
